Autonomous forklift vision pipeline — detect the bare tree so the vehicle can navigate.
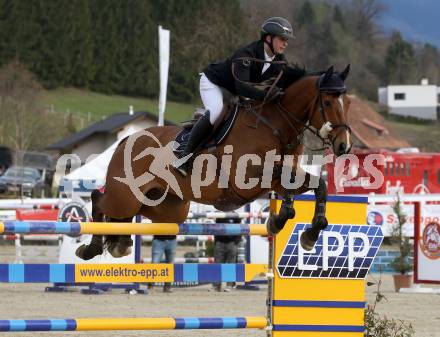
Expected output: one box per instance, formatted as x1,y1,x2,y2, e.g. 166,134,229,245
0,60,63,163
344,0,386,42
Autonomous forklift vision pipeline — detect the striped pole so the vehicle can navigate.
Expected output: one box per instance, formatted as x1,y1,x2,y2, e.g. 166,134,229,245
0,263,268,284
0,221,267,236
0,317,268,331
142,257,214,263
187,211,269,219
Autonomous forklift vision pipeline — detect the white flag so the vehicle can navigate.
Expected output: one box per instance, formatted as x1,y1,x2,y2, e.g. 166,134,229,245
158,25,170,127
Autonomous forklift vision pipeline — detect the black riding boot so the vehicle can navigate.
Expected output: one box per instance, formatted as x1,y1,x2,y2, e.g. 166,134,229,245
176,111,213,176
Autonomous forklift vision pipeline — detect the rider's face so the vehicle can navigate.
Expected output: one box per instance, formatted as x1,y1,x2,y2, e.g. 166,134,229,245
272,36,288,54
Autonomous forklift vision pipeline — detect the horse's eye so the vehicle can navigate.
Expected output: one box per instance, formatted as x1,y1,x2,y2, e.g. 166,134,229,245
324,101,332,107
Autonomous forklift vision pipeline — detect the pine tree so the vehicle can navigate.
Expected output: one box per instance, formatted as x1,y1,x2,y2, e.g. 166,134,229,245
120,0,157,97
385,31,417,84
70,0,94,87
90,0,121,93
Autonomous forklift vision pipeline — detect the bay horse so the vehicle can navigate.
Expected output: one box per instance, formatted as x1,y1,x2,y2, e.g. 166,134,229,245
76,65,352,260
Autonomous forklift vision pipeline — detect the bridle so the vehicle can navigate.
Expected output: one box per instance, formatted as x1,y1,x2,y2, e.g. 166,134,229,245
303,90,352,151
231,58,351,153
253,78,352,154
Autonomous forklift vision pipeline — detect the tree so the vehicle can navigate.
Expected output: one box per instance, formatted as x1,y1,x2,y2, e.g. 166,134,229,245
90,0,122,93
69,0,94,87
0,60,66,153
297,0,316,28
390,197,412,275
416,43,440,84
385,31,417,84
333,5,346,30
346,0,385,42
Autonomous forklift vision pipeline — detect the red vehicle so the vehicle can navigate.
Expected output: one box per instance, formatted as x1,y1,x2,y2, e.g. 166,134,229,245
327,148,440,194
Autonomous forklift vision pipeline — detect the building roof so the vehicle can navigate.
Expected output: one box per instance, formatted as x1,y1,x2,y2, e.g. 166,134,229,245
48,111,175,150
348,95,410,149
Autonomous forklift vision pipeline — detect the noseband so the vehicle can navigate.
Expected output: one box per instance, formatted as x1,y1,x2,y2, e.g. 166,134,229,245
274,87,351,152
311,92,352,149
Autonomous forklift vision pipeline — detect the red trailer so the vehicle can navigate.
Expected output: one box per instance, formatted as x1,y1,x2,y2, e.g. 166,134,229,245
327,148,440,194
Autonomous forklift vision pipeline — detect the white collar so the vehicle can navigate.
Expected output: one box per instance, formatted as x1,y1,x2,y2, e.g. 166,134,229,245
264,50,275,62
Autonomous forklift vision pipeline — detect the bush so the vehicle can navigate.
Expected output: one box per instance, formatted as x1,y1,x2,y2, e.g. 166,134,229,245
365,307,415,337
365,276,415,337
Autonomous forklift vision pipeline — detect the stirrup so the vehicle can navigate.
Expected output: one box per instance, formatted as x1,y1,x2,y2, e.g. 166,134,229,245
176,166,188,177
175,158,191,177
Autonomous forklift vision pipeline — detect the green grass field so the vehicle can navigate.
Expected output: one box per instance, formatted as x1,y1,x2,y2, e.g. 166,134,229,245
38,87,440,152
39,87,195,124
387,119,440,152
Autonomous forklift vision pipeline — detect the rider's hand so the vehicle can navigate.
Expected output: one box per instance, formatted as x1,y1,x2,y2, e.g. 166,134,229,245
265,87,284,102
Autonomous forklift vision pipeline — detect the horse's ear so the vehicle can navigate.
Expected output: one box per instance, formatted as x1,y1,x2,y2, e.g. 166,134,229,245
323,65,334,81
340,64,350,81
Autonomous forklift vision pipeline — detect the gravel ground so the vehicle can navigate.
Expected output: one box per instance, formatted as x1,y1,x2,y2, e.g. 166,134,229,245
0,243,439,337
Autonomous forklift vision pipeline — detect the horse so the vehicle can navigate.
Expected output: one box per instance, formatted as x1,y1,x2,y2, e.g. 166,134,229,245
75,65,352,260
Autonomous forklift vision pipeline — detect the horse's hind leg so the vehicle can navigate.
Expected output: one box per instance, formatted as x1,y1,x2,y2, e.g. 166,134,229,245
75,189,104,260
105,217,133,258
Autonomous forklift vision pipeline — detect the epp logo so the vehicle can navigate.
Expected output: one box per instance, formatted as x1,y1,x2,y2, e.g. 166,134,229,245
277,223,383,279
367,211,384,226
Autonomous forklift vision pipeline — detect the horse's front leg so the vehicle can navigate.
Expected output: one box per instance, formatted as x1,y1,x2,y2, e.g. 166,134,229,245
299,175,329,251
270,169,328,251
267,192,296,235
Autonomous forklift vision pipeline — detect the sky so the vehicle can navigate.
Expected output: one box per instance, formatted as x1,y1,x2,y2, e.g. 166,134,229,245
378,0,440,48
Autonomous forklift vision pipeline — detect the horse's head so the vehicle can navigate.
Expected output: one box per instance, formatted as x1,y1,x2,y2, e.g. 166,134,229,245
309,65,352,156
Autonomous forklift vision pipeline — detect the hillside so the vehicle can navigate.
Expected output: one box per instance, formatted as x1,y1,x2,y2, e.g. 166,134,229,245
40,88,440,153
385,119,440,153
39,88,196,125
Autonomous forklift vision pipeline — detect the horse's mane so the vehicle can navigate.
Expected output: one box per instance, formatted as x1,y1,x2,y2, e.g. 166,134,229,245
282,66,330,93
281,63,307,89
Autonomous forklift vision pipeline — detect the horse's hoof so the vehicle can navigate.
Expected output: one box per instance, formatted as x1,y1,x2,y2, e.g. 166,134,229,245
109,244,132,258
300,230,316,251
108,238,133,258
280,205,295,220
266,215,282,235
75,245,86,259
75,244,103,260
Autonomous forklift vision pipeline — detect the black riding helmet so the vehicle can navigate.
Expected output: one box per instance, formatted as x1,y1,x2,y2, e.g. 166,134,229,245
261,17,294,40
260,17,294,55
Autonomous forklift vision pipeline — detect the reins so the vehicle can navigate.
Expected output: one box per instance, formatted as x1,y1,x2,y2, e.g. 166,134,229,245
230,58,351,154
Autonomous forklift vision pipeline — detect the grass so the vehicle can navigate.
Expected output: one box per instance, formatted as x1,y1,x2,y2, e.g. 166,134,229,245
386,119,440,152
38,87,440,153
38,87,195,124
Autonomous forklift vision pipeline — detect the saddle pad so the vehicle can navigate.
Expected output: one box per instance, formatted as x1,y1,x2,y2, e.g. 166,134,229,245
174,105,239,153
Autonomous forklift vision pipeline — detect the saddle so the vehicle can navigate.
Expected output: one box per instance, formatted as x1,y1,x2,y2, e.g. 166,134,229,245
174,91,240,153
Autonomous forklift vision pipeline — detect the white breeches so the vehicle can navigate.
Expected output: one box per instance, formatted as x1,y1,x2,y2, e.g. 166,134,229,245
200,73,224,125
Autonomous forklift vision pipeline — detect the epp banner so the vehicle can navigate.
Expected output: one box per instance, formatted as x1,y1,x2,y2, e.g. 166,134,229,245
277,223,384,279
75,264,172,283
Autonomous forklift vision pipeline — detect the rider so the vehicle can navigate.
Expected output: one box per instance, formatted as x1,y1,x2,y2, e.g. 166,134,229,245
176,17,294,176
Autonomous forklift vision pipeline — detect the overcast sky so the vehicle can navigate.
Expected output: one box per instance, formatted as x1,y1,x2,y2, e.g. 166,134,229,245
378,0,440,48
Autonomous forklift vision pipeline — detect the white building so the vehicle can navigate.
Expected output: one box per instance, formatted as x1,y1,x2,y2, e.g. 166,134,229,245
378,79,440,120
48,107,175,163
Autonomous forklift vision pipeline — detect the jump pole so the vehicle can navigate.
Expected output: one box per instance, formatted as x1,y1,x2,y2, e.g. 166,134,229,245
0,195,382,335
0,222,267,236
0,317,268,331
